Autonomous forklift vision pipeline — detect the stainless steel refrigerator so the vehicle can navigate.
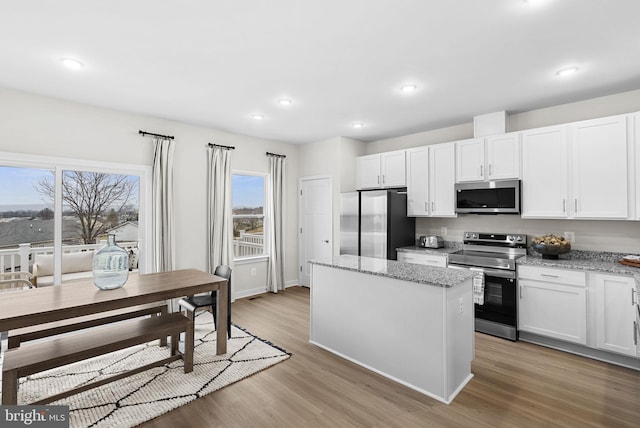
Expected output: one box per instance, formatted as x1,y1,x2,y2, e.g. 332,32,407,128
340,189,415,260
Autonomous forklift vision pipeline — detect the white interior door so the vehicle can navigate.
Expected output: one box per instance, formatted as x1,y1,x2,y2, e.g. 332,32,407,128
299,176,332,287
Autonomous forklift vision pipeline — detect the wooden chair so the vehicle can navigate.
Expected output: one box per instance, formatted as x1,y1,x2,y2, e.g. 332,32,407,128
178,265,232,339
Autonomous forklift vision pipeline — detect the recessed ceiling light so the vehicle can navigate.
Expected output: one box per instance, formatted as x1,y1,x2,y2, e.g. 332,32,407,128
352,122,364,129
60,57,83,70
252,114,264,120
556,66,579,77
401,84,417,93
278,98,292,106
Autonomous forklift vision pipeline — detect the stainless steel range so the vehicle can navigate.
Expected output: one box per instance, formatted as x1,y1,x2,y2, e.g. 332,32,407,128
447,232,527,341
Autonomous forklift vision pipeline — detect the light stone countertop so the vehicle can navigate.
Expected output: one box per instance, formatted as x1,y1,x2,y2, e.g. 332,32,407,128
517,250,640,292
309,254,474,288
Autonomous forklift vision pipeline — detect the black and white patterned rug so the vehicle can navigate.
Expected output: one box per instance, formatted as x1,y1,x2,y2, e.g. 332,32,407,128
1,312,290,428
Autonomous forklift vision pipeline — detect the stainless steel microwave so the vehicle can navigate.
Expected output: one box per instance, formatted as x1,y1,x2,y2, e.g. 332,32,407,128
454,180,520,214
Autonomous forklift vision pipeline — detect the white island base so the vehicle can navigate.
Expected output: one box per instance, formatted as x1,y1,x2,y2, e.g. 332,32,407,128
310,261,474,404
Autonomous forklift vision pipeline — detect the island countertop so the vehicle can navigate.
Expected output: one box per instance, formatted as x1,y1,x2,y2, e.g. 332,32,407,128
309,254,474,288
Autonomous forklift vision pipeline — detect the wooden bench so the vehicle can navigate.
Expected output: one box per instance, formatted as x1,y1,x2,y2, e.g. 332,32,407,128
7,302,168,349
1,312,194,405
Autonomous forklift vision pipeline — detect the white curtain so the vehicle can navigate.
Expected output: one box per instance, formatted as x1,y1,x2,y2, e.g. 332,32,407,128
207,146,233,272
266,154,285,293
152,138,175,272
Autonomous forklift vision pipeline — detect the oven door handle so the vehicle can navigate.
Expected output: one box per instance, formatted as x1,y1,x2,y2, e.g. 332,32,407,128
448,264,516,279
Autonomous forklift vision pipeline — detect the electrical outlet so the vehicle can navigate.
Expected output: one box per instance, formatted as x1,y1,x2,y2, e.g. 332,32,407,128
458,297,464,314
441,227,448,235
564,232,575,243
251,268,257,276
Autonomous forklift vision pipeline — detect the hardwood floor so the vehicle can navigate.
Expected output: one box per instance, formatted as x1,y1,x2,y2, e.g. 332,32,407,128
143,286,640,428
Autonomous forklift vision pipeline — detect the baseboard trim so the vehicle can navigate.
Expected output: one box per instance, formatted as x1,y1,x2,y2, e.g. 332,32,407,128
234,287,267,300
519,331,640,371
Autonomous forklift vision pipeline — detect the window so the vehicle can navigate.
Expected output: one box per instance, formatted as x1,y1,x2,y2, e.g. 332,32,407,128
0,152,149,284
232,173,266,259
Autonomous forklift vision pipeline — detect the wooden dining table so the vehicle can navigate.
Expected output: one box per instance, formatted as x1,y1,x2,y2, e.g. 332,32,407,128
0,268,228,355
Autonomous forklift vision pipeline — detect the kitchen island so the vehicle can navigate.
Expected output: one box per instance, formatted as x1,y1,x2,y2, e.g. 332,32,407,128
309,255,475,404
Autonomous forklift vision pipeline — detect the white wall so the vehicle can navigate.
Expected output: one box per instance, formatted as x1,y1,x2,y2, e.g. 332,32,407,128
0,87,300,298
298,137,365,255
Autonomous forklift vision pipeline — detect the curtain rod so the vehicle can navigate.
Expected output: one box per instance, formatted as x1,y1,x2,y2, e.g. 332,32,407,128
208,143,235,150
138,130,175,140
266,152,286,158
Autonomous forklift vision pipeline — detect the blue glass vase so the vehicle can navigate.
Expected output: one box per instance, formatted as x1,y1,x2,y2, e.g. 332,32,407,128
92,234,129,290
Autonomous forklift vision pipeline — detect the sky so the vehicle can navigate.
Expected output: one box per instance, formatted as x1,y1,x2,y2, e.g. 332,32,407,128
0,166,139,211
0,166,52,206
1,165,259,211
232,174,264,208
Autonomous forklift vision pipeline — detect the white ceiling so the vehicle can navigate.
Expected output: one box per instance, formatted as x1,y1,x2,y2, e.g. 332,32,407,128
1,0,639,144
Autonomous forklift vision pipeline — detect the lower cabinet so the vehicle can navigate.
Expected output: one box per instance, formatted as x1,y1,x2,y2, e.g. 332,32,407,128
518,266,640,358
592,273,638,357
519,276,587,345
397,252,447,268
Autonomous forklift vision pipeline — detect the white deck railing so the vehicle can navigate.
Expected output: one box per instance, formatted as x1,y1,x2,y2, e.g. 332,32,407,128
0,241,139,273
233,232,264,257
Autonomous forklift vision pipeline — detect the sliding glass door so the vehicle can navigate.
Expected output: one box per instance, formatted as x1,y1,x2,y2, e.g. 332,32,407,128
0,154,150,286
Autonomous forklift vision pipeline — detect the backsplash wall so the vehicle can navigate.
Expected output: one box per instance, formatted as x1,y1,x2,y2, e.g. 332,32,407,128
416,216,640,254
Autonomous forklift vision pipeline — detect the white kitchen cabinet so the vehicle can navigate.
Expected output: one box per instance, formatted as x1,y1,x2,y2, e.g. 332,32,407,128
455,133,520,183
397,251,447,268
429,143,456,217
356,150,406,189
592,273,638,357
486,133,521,180
571,115,629,219
406,143,456,217
521,125,569,218
406,147,429,216
455,138,485,182
518,266,587,345
522,114,630,220
636,112,640,220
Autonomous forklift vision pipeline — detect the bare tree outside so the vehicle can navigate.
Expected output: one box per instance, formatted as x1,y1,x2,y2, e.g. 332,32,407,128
36,171,136,244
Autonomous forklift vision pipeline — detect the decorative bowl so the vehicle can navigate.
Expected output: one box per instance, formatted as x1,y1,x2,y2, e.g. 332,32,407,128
531,235,571,260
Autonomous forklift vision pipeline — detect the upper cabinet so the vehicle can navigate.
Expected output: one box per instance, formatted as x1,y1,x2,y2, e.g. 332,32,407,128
455,133,520,182
356,150,406,190
522,114,630,220
429,143,456,217
521,125,569,218
406,147,429,216
571,115,629,219
406,143,456,217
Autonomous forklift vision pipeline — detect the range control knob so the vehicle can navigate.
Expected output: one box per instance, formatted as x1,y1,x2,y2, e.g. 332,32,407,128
507,235,515,241
465,233,470,239
516,236,523,242
472,233,478,239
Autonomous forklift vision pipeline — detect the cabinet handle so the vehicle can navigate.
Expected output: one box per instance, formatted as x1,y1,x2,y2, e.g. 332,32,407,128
432,201,435,211
540,273,559,278
632,289,637,305
520,285,523,299
377,175,380,185
574,198,578,213
562,199,566,213
489,164,492,175
480,164,483,177
425,202,428,212
382,174,385,184
634,321,638,346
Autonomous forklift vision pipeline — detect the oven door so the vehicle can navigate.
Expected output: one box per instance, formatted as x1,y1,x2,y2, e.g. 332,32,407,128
449,265,517,326
475,268,517,327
